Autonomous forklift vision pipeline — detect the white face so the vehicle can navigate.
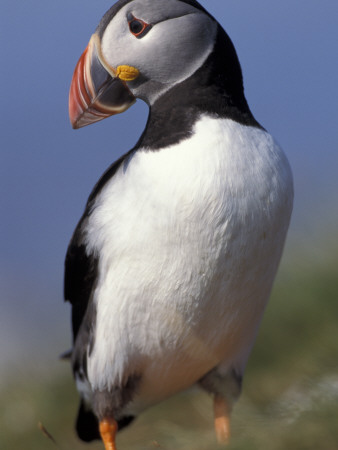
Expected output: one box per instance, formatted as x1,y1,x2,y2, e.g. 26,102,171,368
100,0,217,103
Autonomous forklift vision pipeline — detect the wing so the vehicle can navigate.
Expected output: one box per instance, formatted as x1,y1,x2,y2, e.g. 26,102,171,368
64,221,98,343
64,149,135,343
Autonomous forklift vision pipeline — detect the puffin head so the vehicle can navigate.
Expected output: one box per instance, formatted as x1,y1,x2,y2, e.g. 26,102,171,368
69,0,218,129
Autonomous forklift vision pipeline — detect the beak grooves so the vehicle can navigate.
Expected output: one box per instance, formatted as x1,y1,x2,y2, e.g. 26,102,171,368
69,35,136,129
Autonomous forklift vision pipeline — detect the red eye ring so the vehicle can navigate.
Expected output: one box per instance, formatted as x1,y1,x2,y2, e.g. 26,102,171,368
128,17,151,38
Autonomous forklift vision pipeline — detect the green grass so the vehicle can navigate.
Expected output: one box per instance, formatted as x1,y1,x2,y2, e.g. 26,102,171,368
2,255,338,449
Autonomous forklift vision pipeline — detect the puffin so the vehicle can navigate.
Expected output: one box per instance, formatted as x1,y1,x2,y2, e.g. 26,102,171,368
65,0,293,448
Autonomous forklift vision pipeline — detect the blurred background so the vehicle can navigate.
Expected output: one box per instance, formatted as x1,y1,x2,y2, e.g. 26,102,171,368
1,0,337,449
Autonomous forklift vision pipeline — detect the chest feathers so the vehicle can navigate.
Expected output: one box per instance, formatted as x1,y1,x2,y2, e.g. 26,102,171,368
84,116,293,392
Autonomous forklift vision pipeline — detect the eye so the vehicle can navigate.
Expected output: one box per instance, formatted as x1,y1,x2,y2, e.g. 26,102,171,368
128,17,152,39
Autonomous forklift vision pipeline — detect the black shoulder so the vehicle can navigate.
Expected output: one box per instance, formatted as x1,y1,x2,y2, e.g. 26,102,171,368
87,147,135,204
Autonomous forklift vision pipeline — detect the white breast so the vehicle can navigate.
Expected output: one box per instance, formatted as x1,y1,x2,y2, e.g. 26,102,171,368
84,115,293,410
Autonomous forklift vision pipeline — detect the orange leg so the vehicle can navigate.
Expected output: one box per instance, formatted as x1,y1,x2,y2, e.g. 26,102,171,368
99,418,118,450
214,394,231,445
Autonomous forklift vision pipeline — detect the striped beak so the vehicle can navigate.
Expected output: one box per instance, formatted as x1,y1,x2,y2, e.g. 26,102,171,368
69,34,137,129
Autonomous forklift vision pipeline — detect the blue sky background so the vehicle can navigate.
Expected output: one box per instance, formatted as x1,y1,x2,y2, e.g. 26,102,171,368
1,0,337,376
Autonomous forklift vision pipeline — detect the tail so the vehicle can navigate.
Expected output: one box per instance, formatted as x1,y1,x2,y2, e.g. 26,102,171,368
76,400,135,442
76,400,100,442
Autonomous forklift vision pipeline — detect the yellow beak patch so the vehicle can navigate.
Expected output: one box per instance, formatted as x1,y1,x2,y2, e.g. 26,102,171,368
116,65,140,81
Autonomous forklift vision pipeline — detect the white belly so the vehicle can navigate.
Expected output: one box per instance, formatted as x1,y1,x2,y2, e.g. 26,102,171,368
84,116,293,410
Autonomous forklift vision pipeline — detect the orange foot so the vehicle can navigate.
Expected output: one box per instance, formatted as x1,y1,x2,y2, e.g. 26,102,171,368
214,394,231,445
99,418,118,450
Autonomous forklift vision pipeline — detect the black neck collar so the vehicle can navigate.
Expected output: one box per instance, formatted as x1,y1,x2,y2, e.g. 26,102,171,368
137,26,262,151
